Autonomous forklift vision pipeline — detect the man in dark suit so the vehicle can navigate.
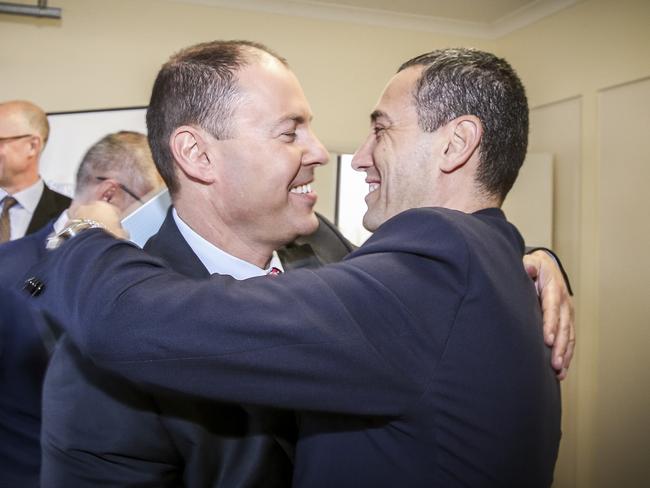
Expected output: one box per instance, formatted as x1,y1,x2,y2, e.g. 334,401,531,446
42,209,352,487
39,41,353,488
0,100,71,242
32,47,570,487
0,131,161,487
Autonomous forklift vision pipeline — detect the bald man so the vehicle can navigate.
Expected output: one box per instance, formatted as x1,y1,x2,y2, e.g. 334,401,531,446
0,100,70,242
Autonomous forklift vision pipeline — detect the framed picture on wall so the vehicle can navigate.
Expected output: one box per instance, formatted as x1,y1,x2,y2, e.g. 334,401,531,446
335,153,372,246
40,106,147,196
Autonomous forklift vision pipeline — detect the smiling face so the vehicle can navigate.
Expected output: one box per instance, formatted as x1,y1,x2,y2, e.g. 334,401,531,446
352,66,443,232
204,55,329,249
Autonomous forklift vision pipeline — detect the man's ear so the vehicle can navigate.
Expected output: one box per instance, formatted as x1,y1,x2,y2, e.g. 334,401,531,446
440,115,483,174
96,178,118,204
169,126,217,184
27,135,44,159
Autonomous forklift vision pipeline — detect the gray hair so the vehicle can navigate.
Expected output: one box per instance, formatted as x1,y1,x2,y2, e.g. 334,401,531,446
75,131,160,197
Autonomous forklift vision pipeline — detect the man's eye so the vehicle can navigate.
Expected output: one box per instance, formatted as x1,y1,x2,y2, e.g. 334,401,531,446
373,127,385,138
282,132,297,141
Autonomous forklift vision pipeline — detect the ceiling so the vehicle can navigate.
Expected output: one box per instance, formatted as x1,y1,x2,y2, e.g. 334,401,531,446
297,0,542,24
173,0,579,38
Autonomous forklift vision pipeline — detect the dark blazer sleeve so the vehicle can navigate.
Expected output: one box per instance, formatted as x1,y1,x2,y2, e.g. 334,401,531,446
28,217,468,417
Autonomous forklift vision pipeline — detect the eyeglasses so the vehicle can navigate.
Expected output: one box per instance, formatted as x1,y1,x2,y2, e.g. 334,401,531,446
95,176,144,203
0,134,34,144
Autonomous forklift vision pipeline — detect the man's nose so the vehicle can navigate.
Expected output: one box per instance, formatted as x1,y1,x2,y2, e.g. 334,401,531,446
351,134,374,172
303,131,330,167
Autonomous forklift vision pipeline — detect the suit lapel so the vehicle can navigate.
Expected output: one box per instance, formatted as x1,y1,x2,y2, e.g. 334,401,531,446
278,213,355,270
143,208,210,279
143,210,296,461
26,185,71,236
277,242,324,271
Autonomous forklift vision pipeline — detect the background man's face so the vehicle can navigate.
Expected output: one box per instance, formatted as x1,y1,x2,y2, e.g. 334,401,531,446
205,57,328,248
0,108,36,189
352,66,441,232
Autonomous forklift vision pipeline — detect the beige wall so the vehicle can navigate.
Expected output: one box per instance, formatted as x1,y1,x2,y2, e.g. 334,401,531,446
3,0,650,486
495,1,650,486
595,77,650,487
0,0,493,219
527,98,582,486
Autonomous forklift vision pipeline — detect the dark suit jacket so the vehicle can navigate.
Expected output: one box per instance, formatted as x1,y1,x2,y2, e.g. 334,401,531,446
0,221,53,287
0,224,59,487
40,209,353,487
25,184,70,237
31,207,561,487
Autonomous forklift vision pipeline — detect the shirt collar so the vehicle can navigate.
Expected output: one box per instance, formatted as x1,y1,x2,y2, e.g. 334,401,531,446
52,209,69,234
0,179,44,213
172,207,283,279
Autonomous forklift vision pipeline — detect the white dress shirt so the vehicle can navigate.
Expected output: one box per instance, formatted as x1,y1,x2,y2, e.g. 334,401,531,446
52,210,69,235
0,179,44,240
172,208,283,280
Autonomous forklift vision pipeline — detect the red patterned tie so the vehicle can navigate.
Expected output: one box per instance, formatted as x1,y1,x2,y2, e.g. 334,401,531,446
0,196,18,243
267,267,282,277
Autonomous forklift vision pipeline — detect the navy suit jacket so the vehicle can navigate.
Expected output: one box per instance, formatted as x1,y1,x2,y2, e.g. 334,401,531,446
0,224,60,487
0,221,54,288
30,207,561,487
40,209,353,487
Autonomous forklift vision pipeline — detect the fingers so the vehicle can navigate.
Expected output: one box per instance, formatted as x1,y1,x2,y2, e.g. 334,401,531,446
551,300,568,370
72,202,125,237
540,278,560,347
112,227,130,240
524,250,576,379
551,287,575,379
523,254,541,282
556,297,576,380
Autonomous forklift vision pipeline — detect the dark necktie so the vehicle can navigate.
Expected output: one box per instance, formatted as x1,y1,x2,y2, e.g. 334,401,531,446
0,196,18,243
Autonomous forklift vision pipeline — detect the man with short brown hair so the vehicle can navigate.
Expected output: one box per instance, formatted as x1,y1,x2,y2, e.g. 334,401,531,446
39,40,352,488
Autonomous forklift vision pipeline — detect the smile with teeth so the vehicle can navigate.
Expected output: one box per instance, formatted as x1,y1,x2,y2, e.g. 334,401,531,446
290,183,313,194
368,183,380,193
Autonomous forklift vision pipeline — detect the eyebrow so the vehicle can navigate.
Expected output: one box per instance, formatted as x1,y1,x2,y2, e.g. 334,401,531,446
272,114,311,132
282,114,311,124
370,110,391,124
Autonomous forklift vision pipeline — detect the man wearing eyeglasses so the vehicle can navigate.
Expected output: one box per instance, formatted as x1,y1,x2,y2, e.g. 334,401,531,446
0,100,71,243
0,131,162,488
